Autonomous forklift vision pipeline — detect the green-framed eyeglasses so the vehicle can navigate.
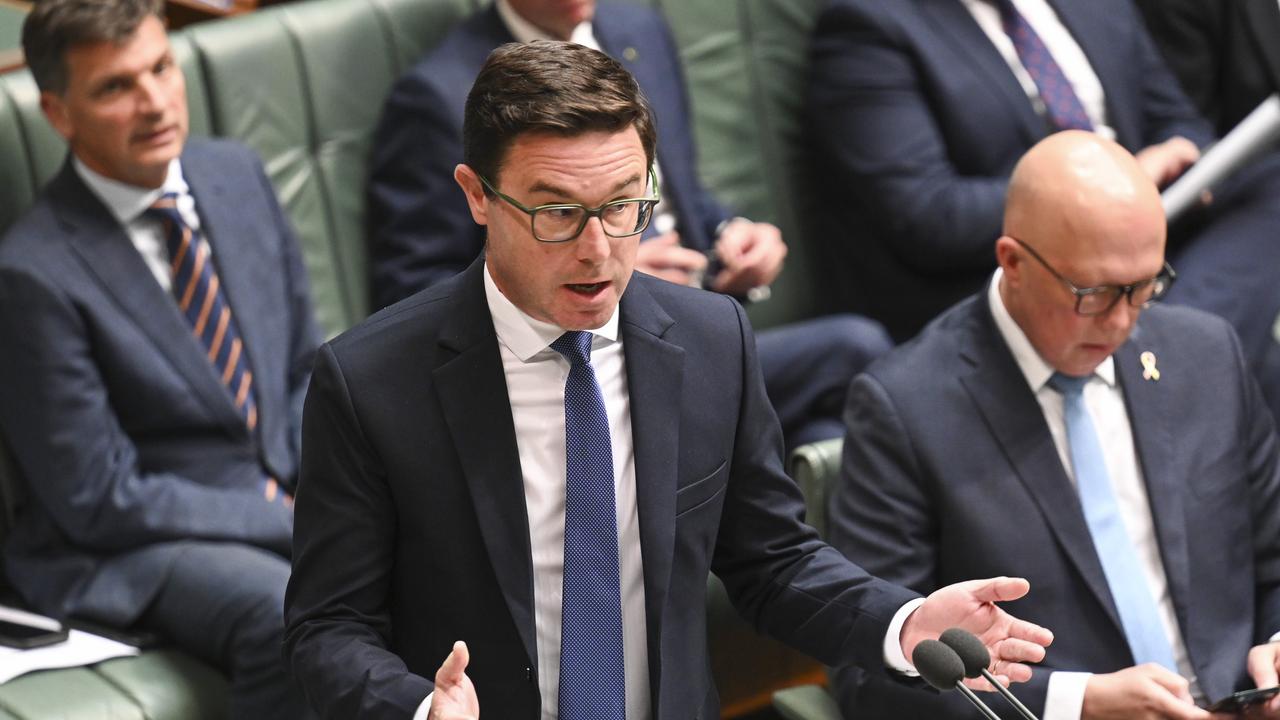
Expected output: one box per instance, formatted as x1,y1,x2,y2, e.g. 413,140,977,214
1010,236,1177,316
478,168,661,243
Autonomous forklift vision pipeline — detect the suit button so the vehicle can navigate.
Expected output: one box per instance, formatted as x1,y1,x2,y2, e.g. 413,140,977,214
526,667,534,683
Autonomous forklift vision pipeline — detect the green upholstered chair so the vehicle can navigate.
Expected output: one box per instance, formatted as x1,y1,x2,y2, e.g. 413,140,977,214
768,438,846,720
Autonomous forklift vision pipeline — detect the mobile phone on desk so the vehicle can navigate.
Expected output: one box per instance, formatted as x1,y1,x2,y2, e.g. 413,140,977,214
0,617,68,650
1206,685,1280,713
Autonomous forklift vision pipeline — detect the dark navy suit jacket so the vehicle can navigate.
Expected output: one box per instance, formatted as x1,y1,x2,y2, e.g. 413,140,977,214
0,138,319,625
283,260,917,719
828,293,1280,718
807,0,1214,340
367,2,731,309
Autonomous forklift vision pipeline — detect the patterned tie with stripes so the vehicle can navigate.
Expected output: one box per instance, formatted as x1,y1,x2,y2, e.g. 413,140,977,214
145,193,258,432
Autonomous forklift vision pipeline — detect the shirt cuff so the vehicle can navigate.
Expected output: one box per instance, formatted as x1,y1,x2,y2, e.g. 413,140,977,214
882,597,927,676
412,692,432,720
1043,671,1090,720
1270,630,1280,643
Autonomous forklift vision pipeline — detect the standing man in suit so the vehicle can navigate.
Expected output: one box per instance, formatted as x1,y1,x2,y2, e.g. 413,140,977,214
284,40,1055,720
0,1,318,717
808,0,1280,383
1136,0,1280,138
368,0,893,452
828,131,1280,719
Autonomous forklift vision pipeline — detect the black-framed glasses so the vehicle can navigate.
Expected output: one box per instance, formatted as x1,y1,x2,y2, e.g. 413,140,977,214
1010,236,1176,316
478,168,660,243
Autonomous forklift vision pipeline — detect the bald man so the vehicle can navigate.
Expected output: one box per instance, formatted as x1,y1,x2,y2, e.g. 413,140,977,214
828,131,1280,720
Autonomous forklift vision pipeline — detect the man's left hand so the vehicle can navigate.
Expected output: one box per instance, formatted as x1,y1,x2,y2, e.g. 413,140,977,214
900,576,1053,691
711,219,787,296
1241,642,1280,718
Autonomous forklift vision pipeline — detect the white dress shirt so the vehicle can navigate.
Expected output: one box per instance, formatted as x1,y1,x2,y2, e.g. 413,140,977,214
73,157,202,292
988,270,1197,719
960,0,1116,141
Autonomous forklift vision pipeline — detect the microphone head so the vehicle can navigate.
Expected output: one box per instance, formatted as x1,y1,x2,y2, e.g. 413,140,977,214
912,638,966,690
939,628,991,679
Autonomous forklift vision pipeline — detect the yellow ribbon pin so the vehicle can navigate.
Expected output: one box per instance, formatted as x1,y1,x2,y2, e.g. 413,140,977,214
1140,351,1160,381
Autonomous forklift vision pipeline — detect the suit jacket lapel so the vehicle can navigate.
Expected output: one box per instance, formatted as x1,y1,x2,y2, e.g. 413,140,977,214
618,276,682,707
918,0,1046,146
1048,0,1138,146
957,298,1125,633
51,159,247,434
1243,0,1280,94
1114,328,1194,660
432,262,537,669
183,144,282,441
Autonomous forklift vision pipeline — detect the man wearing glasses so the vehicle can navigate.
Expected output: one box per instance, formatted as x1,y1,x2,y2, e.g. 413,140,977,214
828,130,1280,719
284,40,1057,720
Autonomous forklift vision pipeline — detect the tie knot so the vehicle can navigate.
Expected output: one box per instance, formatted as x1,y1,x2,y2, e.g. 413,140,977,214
551,331,594,366
144,192,184,226
1047,371,1090,397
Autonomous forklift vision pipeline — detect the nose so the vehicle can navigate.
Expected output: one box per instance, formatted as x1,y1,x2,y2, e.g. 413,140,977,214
575,216,611,264
136,75,167,114
1098,296,1138,335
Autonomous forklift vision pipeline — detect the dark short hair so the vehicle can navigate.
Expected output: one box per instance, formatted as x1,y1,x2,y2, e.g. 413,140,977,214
463,40,658,188
23,0,165,94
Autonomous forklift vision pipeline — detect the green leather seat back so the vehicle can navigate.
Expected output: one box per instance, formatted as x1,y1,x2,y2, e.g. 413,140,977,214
787,437,843,540
645,0,828,330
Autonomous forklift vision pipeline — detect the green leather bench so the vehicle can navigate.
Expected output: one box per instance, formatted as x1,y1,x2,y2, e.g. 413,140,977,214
0,0,834,716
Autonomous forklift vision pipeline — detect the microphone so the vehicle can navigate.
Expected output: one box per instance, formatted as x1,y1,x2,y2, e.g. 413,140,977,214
912,638,1002,720
941,627,1041,720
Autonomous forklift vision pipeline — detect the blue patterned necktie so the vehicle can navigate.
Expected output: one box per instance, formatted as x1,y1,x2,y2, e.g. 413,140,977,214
145,193,258,431
991,0,1095,132
551,331,626,720
1049,372,1178,670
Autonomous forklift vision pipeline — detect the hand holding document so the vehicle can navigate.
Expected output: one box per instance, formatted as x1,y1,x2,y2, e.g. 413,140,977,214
1162,95,1280,222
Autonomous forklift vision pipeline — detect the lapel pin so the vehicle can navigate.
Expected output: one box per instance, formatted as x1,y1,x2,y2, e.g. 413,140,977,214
623,47,638,61
1140,351,1160,382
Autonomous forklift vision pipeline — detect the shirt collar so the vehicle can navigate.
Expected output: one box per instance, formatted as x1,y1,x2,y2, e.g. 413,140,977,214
73,157,189,225
495,0,600,49
987,267,1115,391
483,260,620,362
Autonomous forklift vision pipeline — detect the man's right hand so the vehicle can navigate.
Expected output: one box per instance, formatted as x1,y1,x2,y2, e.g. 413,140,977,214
428,641,479,720
1082,664,1212,720
635,231,708,287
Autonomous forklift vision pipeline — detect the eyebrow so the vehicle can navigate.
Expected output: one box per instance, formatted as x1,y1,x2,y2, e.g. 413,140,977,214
528,173,643,201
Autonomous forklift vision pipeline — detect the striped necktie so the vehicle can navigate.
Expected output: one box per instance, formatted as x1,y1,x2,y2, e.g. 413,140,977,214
991,0,1094,132
145,193,258,432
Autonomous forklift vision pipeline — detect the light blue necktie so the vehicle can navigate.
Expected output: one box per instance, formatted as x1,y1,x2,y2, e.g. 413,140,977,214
552,331,626,720
1049,372,1178,671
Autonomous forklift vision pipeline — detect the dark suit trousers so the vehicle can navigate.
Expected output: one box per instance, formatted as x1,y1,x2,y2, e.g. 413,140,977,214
138,541,312,720
758,314,892,452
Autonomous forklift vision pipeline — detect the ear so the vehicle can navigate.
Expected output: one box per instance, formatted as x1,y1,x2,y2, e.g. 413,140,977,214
454,164,490,227
39,91,74,142
994,235,1021,285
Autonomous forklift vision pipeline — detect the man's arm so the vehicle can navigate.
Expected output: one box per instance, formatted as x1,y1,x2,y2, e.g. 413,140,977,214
367,72,483,309
808,0,1008,276
283,343,432,717
0,266,293,554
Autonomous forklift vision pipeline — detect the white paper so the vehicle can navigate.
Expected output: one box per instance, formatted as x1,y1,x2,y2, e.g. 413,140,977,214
0,606,139,685
1162,95,1280,222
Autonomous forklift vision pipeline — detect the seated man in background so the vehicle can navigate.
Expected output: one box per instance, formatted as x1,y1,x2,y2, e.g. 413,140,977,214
285,39,1054,720
369,0,891,451
0,1,317,717
808,0,1280,399
829,131,1280,719
1135,0,1280,140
